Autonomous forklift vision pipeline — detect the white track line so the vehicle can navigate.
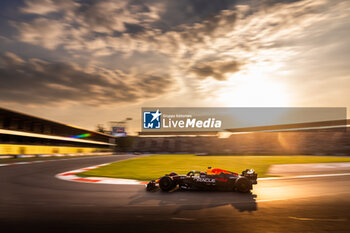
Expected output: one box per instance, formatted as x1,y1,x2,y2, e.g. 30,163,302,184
0,155,120,167
259,173,350,180
56,163,350,185
56,162,146,185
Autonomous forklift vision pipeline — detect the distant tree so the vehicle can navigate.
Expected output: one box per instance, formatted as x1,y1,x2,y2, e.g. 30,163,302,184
96,124,106,133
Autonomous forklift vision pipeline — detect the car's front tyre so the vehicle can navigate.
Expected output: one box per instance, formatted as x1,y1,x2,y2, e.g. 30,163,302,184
159,176,176,192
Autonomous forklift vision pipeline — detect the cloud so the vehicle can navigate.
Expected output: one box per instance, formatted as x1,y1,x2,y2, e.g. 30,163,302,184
190,60,241,81
101,0,343,63
15,0,332,55
75,0,161,34
153,0,236,30
15,0,350,54
21,0,77,15
0,52,174,106
15,0,164,51
10,0,350,100
20,0,162,34
13,18,68,49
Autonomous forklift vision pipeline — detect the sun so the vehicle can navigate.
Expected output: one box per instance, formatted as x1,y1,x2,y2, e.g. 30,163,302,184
217,69,290,107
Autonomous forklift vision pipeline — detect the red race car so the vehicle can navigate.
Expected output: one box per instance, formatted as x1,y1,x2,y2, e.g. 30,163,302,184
146,167,257,193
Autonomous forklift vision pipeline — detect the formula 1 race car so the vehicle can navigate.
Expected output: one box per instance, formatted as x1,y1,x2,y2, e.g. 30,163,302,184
146,167,257,193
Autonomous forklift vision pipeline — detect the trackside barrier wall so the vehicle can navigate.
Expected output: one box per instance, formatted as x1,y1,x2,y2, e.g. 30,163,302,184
0,144,112,155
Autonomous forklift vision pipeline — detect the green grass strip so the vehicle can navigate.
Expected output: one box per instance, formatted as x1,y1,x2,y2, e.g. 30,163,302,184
79,154,350,180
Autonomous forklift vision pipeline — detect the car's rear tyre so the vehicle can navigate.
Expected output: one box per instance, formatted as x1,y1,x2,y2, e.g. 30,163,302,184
159,176,176,192
235,177,251,193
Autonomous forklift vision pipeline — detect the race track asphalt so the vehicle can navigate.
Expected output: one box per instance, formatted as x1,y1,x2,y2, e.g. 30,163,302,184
0,155,349,233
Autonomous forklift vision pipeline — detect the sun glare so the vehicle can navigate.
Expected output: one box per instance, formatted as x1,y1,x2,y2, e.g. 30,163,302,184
213,68,290,127
217,69,289,107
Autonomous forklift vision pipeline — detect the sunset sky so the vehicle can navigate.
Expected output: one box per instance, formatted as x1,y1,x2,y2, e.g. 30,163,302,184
0,0,350,134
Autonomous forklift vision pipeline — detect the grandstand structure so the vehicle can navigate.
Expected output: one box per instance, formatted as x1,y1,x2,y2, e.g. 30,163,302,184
0,107,116,156
133,119,350,155
132,131,350,155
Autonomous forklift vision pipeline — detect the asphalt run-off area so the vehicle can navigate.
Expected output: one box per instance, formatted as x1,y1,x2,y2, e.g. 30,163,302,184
1,155,350,233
